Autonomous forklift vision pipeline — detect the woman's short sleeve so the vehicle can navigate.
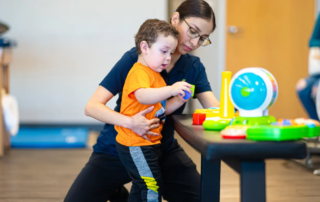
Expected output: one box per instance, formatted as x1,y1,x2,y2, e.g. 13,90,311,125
99,49,137,95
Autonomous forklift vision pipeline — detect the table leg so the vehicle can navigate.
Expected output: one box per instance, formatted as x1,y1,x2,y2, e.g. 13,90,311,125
0,54,3,157
240,161,266,202
3,64,10,150
0,48,12,155
201,156,221,202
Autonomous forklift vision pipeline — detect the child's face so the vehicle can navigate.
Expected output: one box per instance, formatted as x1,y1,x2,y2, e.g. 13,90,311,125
144,34,178,72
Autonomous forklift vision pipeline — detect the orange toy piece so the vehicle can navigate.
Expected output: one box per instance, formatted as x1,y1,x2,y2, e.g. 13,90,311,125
193,113,206,125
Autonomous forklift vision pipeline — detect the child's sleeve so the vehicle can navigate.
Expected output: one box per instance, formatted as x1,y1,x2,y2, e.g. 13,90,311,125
124,68,153,97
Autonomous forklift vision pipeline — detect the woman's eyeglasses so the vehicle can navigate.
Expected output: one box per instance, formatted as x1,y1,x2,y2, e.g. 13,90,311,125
183,18,211,47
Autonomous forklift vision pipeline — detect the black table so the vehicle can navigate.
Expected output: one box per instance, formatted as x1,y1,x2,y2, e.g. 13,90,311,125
172,114,307,202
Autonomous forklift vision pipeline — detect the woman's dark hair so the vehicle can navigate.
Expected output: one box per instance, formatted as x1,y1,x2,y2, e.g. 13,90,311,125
175,0,216,32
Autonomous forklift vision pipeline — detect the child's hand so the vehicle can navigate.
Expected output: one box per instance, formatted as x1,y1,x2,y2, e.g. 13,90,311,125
170,82,192,97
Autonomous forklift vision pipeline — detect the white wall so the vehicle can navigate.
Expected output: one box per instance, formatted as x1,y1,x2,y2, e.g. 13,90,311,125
0,0,167,123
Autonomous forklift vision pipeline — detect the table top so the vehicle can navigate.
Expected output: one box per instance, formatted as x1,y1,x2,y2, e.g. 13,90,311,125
172,114,307,161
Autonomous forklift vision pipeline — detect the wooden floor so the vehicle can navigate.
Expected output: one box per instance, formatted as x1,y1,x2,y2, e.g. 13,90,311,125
0,134,320,202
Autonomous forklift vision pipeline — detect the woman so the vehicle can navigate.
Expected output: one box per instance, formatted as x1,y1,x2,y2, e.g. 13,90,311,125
64,1,219,201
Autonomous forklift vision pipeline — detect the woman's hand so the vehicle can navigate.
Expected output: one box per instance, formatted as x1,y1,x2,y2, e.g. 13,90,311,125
129,106,160,141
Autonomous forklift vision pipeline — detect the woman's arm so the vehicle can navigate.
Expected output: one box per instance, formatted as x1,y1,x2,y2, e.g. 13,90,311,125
165,96,187,115
85,86,160,138
196,91,220,108
165,91,218,115
190,58,219,109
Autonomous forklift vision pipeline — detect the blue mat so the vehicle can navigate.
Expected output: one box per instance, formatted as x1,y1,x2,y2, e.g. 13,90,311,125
11,127,88,148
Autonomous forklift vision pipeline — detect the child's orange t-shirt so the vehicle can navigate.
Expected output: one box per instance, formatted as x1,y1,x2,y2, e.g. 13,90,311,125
115,62,167,146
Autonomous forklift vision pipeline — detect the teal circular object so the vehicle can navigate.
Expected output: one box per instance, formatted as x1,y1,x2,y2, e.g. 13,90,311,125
231,72,267,110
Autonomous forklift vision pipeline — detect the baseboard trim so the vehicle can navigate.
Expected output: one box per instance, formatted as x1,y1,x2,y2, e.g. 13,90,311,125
19,123,104,131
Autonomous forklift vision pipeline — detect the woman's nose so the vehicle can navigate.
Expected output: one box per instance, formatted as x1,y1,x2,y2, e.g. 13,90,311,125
190,37,200,47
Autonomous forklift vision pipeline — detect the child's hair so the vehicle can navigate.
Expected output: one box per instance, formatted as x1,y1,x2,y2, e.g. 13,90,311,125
135,19,180,54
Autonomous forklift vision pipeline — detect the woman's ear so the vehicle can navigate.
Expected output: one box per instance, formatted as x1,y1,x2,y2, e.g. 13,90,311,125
140,41,148,54
171,12,180,25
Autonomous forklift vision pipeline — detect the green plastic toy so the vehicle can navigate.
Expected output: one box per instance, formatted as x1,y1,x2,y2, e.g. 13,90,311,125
181,79,195,97
230,116,277,126
202,119,231,131
305,125,320,138
190,84,195,97
246,125,309,141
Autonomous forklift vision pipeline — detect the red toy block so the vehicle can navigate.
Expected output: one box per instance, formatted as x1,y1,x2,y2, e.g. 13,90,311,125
193,113,206,125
